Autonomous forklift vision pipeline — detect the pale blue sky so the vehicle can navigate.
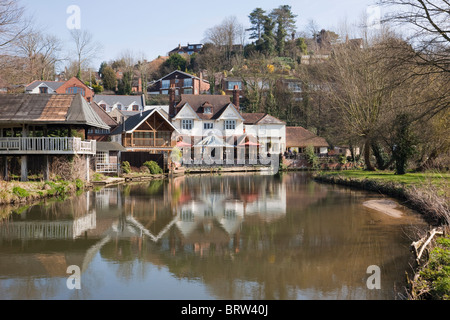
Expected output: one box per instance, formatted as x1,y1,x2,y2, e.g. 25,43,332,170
20,0,380,69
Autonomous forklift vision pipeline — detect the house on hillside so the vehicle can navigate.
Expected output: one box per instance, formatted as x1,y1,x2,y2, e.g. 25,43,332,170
0,93,109,182
25,80,65,94
168,43,203,56
93,94,146,113
148,70,209,96
26,77,95,103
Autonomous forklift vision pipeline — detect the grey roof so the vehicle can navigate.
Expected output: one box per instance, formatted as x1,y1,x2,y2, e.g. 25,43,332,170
0,93,110,129
26,80,64,91
154,70,209,83
66,94,111,129
110,109,155,135
110,108,179,135
96,141,127,152
93,94,145,107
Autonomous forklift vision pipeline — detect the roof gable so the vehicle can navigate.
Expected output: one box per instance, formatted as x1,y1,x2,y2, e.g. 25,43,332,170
173,102,201,120
174,94,240,120
216,103,245,121
111,109,179,135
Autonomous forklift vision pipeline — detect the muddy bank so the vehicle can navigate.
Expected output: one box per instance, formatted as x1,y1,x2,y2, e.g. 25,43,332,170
313,173,449,226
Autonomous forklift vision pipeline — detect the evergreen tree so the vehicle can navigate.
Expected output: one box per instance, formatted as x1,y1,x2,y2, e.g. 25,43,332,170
247,8,267,42
101,65,117,91
259,16,276,56
269,5,297,56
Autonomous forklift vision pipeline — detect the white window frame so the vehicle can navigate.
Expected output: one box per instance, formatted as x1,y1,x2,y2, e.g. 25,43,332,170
225,120,236,130
182,119,193,130
204,122,214,130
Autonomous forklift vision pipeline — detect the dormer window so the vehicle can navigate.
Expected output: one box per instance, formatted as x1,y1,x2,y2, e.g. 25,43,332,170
204,107,212,114
39,86,48,93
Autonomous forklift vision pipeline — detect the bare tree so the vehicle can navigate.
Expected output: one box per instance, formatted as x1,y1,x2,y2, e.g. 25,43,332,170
379,0,450,73
203,16,245,65
0,0,30,51
69,29,102,79
17,30,63,81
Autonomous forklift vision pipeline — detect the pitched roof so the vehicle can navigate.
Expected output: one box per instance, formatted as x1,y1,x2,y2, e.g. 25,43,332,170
26,80,64,91
90,102,119,128
110,108,179,135
93,94,145,107
286,127,329,148
0,93,109,129
156,70,209,83
96,141,127,152
175,94,237,120
241,113,285,125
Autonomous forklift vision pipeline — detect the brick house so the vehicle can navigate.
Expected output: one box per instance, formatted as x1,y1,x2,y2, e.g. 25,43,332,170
55,77,94,103
26,77,95,103
148,70,210,96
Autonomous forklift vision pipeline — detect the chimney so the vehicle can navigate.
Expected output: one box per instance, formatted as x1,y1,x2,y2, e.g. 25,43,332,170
169,83,176,118
232,85,240,111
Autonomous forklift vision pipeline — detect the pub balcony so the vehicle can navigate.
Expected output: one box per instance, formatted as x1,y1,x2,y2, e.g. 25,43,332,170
0,137,97,155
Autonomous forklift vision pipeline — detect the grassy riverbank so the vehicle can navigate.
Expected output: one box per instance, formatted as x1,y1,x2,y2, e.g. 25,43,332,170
313,169,450,300
0,179,86,206
313,170,449,225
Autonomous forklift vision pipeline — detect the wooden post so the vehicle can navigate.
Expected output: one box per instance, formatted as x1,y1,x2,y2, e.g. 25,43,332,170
21,125,28,182
43,155,50,181
2,156,8,181
86,154,90,182
21,155,28,182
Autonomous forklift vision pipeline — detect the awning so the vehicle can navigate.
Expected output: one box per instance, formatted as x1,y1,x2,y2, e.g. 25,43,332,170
96,141,127,152
194,134,234,148
238,141,261,147
176,140,192,147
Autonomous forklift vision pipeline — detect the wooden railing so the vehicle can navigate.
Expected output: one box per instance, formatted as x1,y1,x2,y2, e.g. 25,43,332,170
124,138,170,148
96,163,119,173
0,137,96,155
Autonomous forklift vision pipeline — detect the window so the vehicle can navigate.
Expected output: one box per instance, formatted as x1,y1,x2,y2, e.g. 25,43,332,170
161,90,169,95
182,120,193,130
100,104,106,110
39,86,48,93
66,87,85,96
188,45,194,49
184,89,193,94
204,107,212,114
132,105,139,111
183,78,193,87
117,104,122,110
204,122,214,130
196,45,202,49
227,81,242,90
188,51,193,55
161,80,170,89
225,120,236,130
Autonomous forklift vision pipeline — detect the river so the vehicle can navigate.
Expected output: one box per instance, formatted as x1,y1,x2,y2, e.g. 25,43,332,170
0,172,427,300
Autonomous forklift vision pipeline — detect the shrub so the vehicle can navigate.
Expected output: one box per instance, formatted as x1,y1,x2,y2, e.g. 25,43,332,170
13,186,29,198
121,161,131,174
143,161,163,174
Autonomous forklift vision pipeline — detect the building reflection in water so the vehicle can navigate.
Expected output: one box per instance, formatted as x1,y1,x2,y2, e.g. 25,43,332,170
0,173,423,300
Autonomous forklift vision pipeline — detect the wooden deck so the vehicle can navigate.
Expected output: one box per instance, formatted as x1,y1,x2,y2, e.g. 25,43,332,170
0,137,96,155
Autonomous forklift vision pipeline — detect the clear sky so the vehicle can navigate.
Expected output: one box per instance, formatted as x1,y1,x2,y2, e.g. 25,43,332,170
20,0,380,70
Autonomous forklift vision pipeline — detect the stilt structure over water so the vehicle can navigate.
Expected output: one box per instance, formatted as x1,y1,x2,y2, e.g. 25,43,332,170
0,93,110,182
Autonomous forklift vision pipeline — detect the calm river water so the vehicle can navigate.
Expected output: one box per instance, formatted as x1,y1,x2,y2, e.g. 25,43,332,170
0,172,427,300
